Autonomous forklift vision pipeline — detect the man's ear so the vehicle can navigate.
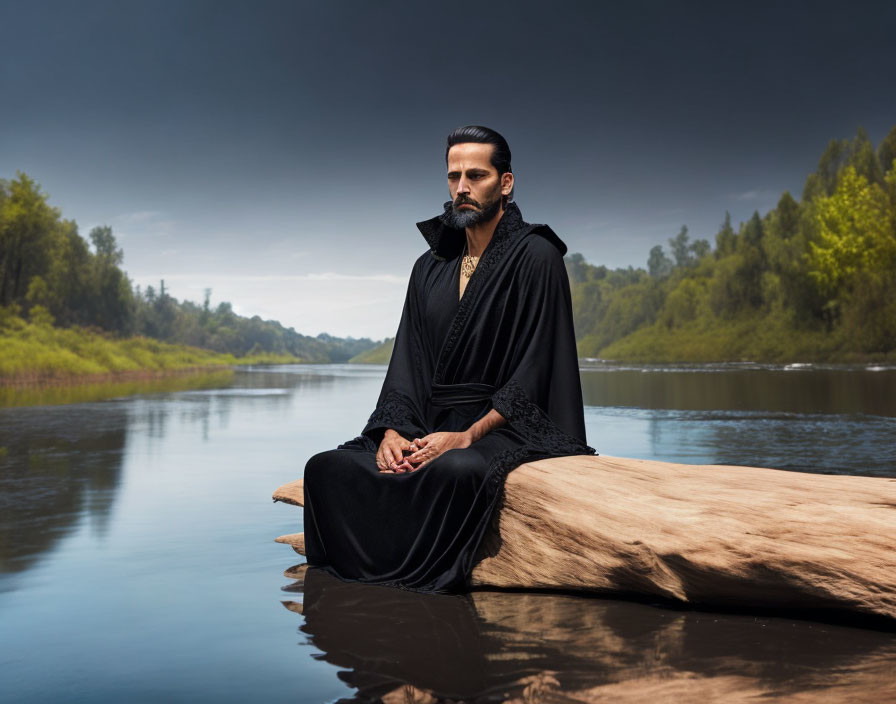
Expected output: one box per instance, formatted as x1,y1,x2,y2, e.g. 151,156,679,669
501,171,514,196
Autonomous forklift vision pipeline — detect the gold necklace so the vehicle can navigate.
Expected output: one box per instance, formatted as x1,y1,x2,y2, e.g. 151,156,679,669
461,243,480,279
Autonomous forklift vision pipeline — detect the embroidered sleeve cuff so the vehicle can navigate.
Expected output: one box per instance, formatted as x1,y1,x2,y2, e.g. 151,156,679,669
491,378,597,457
361,389,427,445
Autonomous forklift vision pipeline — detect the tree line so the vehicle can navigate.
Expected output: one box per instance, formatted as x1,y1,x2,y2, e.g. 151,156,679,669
0,174,375,363
4,122,895,366
566,124,896,362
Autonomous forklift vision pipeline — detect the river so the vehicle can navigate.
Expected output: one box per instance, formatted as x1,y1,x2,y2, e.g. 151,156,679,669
1,362,894,702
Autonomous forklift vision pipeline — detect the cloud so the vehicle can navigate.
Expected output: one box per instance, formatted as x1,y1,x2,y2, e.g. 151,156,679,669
732,189,777,202
115,210,164,223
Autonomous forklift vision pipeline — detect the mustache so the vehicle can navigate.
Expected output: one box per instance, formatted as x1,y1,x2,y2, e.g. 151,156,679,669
454,197,479,208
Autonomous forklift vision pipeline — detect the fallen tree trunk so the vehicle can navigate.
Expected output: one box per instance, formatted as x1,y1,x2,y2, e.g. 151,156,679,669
274,454,896,621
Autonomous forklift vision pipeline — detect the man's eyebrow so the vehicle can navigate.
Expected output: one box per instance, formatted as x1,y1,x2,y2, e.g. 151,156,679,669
447,167,490,176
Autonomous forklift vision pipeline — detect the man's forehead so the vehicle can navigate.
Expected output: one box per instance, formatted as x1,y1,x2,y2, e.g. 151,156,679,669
446,142,496,171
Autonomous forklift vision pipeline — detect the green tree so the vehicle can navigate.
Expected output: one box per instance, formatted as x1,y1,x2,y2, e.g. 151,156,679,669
647,245,673,278
735,211,767,309
0,173,61,306
688,238,711,260
89,225,124,266
668,225,691,268
806,165,896,304
878,125,896,176
714,212,736,258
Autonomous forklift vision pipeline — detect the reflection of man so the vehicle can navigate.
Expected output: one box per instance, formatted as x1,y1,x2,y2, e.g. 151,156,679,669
303,125,596,593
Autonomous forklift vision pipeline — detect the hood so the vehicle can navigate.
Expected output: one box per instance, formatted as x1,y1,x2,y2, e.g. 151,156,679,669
416,200,568,260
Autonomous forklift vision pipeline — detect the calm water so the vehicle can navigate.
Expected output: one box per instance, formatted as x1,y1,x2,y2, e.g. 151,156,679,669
1,362,895,702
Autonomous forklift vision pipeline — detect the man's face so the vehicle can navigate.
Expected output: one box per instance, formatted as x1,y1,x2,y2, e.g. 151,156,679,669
443,142,512,229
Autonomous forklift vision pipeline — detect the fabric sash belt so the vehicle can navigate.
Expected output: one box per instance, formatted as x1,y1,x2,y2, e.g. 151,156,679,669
429,381,497,408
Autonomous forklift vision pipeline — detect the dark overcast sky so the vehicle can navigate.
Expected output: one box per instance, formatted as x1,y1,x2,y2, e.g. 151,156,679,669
2,0,895,338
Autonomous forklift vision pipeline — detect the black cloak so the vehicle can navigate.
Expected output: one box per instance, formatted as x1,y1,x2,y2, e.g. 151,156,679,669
302,200,597,593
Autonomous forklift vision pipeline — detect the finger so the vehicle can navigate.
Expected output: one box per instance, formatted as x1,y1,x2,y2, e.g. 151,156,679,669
410,442,434,457
410,444,437,461
414,437,429,447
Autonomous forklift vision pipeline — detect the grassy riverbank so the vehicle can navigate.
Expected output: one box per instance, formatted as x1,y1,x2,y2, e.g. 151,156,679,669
590,310,896,364
0,311,302,384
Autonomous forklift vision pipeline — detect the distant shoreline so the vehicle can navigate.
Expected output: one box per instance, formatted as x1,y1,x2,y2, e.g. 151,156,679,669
0,314,304,387
0,365,228,388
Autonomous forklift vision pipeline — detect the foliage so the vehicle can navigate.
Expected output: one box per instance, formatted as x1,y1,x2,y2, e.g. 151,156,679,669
0,310,296,381
0,170,379,373
350,337,395,364
805,166,896,304
568,124,896,363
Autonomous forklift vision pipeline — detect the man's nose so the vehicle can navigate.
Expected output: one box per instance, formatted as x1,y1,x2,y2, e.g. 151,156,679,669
456,176,471,193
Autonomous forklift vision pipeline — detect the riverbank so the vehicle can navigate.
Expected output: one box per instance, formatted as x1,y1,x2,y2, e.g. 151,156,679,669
590,311,896,364
0,313,302,384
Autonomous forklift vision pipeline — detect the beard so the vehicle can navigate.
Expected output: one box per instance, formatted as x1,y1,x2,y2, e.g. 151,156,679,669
442,183,504,229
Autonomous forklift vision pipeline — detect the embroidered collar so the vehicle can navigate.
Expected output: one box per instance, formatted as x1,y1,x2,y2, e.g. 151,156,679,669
416,200,568,260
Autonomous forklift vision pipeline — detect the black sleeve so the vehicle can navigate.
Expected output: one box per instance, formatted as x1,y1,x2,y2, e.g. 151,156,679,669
489,240,597,457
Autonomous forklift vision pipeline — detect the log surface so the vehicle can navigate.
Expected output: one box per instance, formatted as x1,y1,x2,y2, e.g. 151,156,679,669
274,454,896,620
273,479,303,506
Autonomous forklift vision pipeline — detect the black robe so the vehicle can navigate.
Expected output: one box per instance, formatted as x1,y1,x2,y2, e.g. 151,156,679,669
302,200,597,594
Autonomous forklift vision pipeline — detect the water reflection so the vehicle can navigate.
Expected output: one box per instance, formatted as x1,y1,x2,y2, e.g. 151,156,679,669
0,403,128,578
0,365,382,584
0,369,235,408
579,363,896,476
288,566,896,703
628,407,896,476
580,362,896,417
2,363,895,701
0,369,290,580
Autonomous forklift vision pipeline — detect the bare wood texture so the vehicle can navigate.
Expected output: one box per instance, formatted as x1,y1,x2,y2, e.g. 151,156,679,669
275,532,305,555
472,455,896,620
273,454,896,619
272,479,303,506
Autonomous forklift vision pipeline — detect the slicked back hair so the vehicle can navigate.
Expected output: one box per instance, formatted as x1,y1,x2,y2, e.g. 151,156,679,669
445,125,514,202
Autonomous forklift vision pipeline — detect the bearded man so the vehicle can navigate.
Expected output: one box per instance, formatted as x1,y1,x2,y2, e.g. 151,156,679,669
302,125,597,593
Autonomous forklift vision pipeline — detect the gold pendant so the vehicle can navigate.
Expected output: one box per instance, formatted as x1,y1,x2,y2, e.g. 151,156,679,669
461,254,479,278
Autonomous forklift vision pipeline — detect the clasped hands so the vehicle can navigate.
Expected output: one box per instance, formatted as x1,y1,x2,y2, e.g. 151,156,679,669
376,428,471,473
